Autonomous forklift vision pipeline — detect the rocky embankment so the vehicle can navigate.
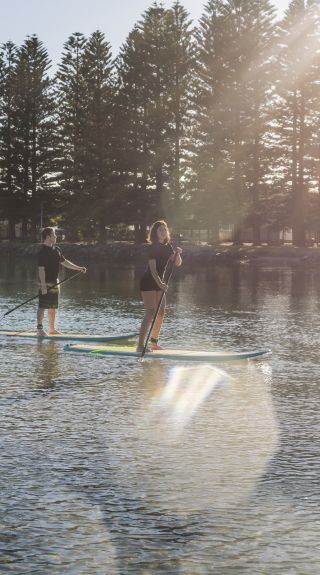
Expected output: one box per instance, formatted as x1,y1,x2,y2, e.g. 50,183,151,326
1,241,320,265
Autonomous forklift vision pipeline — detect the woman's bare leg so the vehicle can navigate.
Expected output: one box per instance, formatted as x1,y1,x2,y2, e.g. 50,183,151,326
137,291,165,351
150,291,165,348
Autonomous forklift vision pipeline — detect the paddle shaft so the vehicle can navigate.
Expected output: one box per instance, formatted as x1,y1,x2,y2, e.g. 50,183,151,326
140,251,178,360
1,270,83,319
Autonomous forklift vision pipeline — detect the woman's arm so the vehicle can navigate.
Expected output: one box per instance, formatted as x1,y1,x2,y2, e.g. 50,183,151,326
170,247,182,267
149,259,167,290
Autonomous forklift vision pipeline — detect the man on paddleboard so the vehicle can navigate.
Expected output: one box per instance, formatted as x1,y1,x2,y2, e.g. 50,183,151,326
37,227,86,336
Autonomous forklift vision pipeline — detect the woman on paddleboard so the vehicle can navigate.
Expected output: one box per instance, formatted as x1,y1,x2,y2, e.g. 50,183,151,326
136,220,182,352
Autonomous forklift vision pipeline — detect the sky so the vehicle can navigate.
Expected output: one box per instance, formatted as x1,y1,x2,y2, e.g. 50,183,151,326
0,0,291,69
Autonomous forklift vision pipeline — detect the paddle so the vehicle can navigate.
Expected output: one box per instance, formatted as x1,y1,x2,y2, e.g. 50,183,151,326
140,250,179,361
0,270,84,321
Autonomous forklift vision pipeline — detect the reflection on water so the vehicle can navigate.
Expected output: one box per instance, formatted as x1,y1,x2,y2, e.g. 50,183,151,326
34,340,61,388
125,363,278,513
0,258,320,574
154,364,230,432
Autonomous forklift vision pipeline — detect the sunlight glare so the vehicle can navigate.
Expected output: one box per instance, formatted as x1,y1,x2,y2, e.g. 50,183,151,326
158,364,230,431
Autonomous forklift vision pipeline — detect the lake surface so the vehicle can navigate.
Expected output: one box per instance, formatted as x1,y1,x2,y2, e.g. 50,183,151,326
0,257,319,574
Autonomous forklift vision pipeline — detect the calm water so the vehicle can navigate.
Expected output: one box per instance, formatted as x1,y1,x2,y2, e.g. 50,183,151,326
0,258,319,575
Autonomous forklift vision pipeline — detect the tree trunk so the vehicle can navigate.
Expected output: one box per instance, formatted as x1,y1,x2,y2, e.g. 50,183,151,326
291,83,305,246
210,225,219,244
233,226,241,246
30,219,37,242
8,218,16,241
98,219,107,242
134,223,147,243
21,218,28,241
252,223,261,246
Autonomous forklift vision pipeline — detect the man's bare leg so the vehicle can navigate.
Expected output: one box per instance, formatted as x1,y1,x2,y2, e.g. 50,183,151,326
37,308,47,336
48,309,61,335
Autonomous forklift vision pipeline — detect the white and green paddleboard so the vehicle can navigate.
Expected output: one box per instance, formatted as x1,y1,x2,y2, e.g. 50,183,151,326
0,330,138,343
64,343,268,362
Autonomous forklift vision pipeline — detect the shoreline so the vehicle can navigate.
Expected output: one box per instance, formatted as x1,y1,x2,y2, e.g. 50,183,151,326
1,241,320,265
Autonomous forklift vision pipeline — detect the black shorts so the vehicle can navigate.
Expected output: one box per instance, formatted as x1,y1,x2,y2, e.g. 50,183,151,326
140,273,161,291
38,286,59,309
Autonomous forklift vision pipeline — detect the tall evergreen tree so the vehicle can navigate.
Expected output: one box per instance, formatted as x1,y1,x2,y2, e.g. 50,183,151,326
163,1,195,230
0,41,19,239
55,33,87,238
193,0,232,238
116,2,195,241
308,2,320,199
142,3,173,215
115,26,153,241
194,0,276,244
237,0,277,244
276,0,320,246
13,35,55,239
82,31,115,240
116,4,173,240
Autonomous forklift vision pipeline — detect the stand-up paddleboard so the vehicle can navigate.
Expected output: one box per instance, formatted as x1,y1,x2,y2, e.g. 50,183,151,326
64,343,268,362
0,330,138,343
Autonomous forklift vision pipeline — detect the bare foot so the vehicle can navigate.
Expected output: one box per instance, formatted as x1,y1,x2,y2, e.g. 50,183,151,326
49,330,62,335
136,346,152,353
151,344,164,350
37,328,48,337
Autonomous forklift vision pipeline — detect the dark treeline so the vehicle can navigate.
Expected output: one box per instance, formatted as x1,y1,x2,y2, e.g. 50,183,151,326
0,0,319,245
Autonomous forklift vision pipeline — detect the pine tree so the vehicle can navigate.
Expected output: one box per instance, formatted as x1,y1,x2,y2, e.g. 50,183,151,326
276,0,320,246
82,30,115,240
115,26,151,241
163,1,195,231
235,0,276,244
141,3,173,216
194,0,276,244
116,2,195,241
13,35,55,239
193,0,232,238
55,33,88,238
0,41,19,239
116,4,174,240
308,2,320,197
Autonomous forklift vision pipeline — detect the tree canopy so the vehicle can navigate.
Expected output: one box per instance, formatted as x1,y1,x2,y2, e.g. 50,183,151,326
0,1,319,245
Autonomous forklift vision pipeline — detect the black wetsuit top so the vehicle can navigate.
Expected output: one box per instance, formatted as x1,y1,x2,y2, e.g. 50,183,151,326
37,245,65,283
140,242,174,291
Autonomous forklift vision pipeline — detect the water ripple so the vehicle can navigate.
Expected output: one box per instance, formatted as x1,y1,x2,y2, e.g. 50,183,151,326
1,262,320,574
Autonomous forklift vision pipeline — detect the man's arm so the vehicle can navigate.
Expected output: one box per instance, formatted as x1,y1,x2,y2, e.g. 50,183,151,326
38,266,47,294
61,259,86,273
